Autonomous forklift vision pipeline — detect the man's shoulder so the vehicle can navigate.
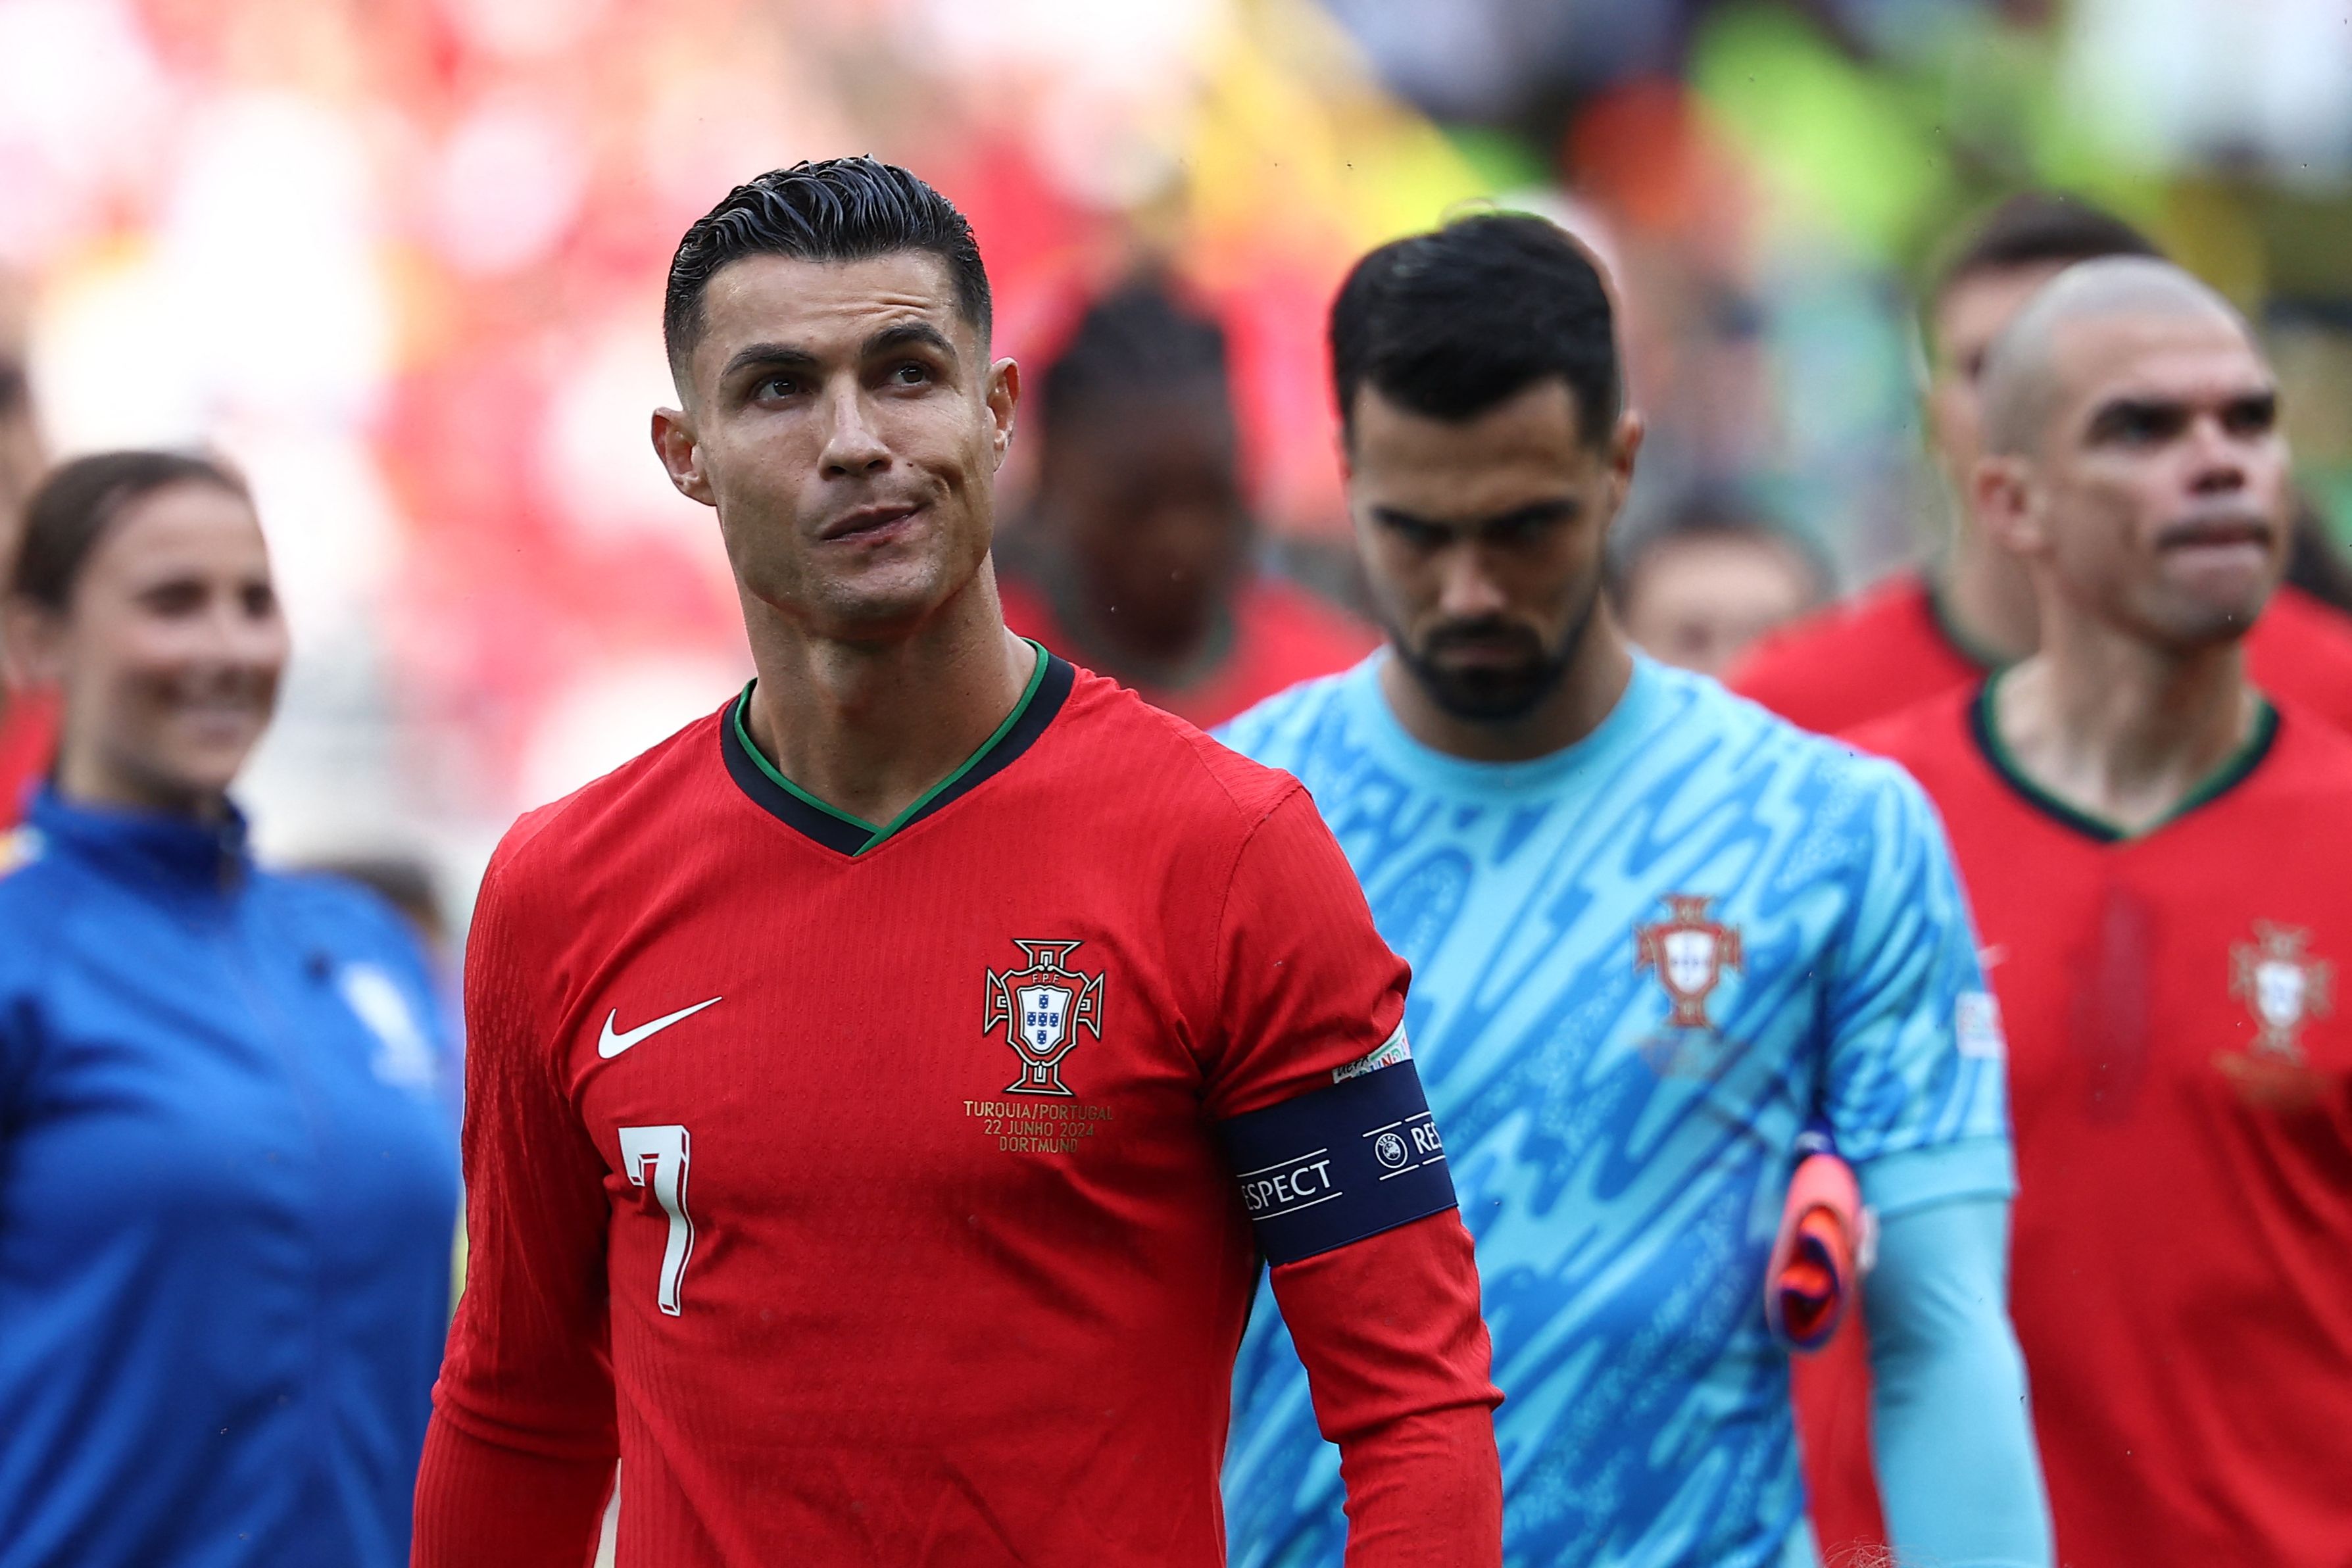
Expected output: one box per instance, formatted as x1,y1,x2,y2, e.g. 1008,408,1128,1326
1727,570,1966,731
1052,667,1308,837
483,704,733,897
1840,683,1980,776
1212,660,1371,770
2247,696,2352,810
1663,663,1909,792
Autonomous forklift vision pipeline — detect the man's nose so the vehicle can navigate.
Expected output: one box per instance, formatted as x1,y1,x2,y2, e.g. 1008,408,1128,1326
819,387,891,478
1436,549,1511,621
2186,415,2250,495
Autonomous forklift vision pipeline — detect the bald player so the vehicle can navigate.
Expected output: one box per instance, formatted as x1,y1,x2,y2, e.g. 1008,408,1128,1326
1829,258,2352,1565
1732,193,2352,735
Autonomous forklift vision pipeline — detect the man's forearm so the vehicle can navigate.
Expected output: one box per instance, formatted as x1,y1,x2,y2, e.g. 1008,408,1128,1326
1269,1212,1503,1567
412,1409,616,1568
1865,1196,2053,1568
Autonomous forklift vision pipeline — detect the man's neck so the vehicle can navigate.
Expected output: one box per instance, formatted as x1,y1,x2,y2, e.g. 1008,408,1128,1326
1992,608,2261,837
1935,526,2041,667
741,568,1035,829
1379,608,1634,764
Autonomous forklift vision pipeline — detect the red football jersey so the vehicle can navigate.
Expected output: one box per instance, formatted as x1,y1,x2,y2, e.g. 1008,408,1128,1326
1825,682,2352,1565
416,650,1500,1568
1732,571,2352,735
0,688,58,827
997,574,1379,730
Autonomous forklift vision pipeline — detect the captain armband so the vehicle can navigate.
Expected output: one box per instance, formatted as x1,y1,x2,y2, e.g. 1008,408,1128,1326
1215,1031,1459,1266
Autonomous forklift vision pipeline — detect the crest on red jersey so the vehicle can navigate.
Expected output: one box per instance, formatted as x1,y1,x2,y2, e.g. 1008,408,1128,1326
2230,921,2333,1062
984,940,1105,1098
1636,894,1743,1030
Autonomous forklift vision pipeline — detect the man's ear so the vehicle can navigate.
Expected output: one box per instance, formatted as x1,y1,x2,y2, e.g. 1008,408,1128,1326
652,406,714,508
1972,455,2044,557
1606,408,1646,505
1,597,65,691
985,357,1021,471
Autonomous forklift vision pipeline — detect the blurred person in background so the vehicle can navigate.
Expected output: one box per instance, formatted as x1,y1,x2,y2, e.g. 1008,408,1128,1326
415,159,1501,1568
1609,493,1828,677
996,276,1376,727
0,452,460,1567
0,268,55,827
1219,212,2049,1568
1732,192,2352,733
1838,258,2352,1567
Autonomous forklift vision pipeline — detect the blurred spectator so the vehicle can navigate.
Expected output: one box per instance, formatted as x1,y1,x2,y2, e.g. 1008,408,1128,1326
0,268,55,827
996,277,1376,728
0,451,458,1568
1610,493,1826,677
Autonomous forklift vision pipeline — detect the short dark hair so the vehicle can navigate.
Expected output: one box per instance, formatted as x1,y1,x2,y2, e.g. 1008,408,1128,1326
1330,212,1621,448
11,449,250,611
1039,276,1231,441
663,157,991,376
1931,193,2161,310
1605,491,1830,610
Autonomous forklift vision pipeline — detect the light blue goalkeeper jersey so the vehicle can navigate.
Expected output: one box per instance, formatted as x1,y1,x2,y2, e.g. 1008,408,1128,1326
1219,653,2013,1568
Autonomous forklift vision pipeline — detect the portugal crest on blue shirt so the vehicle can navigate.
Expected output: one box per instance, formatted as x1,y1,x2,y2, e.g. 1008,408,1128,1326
1636,893,1744,1029
984,939,1104,1097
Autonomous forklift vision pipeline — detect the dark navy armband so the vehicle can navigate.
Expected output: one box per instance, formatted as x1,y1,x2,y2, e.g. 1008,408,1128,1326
1217,1058,1458,1265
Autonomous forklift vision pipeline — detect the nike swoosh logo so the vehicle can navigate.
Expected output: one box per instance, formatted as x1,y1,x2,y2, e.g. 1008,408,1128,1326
597,997,723,1058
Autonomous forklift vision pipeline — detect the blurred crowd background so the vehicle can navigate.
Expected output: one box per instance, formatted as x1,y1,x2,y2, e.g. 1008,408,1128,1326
8,0,2352,926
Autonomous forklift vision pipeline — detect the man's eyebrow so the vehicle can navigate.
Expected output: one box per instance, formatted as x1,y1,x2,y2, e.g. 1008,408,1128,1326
2083,395,2185,434
719,342,820,381
1371,497,1579,534
866,320,958,360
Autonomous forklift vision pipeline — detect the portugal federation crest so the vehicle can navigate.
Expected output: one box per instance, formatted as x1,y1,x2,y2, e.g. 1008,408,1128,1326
984,940,1106,1097
1636,894,1743,1031
2230,922,2333,1062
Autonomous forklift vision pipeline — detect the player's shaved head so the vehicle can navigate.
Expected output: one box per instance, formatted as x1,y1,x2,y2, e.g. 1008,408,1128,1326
1980,258,2251,457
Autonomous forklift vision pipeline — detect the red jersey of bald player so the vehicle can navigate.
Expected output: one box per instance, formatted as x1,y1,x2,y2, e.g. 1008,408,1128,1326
1818,681,2352,1566
997,574,1377,731
1736,571,2352,1553
1729,570,2352,734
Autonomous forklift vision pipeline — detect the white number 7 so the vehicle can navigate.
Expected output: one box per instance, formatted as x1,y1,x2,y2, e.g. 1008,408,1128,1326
618,1124,694,1315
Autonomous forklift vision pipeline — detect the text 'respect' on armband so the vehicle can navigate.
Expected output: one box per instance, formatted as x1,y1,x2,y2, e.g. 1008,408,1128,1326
1215,1027,1458,1266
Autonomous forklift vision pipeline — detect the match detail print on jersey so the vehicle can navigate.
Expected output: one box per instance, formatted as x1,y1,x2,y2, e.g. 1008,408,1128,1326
1216,1054,1458,1265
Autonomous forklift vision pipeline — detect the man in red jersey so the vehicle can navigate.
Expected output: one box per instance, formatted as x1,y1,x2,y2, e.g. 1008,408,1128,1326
1835,257,2352,1565
1730,192,2352,733
998,276,1376,728
411,159,1502,1568
0,267,57,825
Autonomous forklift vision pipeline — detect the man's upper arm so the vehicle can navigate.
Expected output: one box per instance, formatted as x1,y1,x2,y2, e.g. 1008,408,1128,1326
1819,763,2015,1217
1197,787,1501,1563
434,839,619,1459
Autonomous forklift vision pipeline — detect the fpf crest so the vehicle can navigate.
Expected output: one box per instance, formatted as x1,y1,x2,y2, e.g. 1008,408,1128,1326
984,939,1105,1097
2230,921,2333,1062
1636,894,1743,1030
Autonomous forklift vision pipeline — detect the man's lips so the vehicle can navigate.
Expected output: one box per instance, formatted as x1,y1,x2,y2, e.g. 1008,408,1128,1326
818,502,922,542
2157,516,2273,552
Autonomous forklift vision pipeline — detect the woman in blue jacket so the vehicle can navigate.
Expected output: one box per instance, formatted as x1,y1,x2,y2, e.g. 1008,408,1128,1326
0,451,460,1567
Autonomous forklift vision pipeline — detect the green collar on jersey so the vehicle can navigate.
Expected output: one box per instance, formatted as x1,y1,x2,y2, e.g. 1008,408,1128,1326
721,641,1071,857
1924,576,2010,674
1969,670,2278,844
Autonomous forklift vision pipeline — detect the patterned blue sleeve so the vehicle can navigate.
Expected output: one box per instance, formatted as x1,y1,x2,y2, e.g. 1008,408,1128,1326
1819,759,2014,1215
